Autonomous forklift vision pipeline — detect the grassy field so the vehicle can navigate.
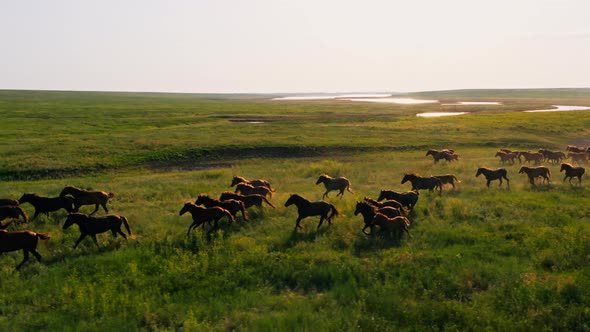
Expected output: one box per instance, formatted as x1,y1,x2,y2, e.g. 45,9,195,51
0,90,589,331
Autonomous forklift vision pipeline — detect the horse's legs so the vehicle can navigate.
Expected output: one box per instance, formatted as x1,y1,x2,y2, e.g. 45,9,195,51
317,216,325,230
73,233,87,248
338,189,344,199
187,222,197,236
295,216,304,230
504,177,510,187
16,250,30,270
101,203,109,213
91,234,100,247
323,191,329,199
117,229,127,239
486,180,491,188
31,249,42,263
90,204,99,215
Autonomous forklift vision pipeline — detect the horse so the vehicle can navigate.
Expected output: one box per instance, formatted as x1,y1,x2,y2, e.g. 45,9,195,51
234,183,272,198
425,149,458,163
371,213,411,240
354,201,403,235
560,163,585,185
363,197,405,212
59,186,114,215
377,190,419,210
230,176,275,192
315,174,353,199
567,152,588,164
179,203,235,236
219,192,275,209
519,166,550,186
0,206,29,223
0,198,20,207
62,212,133,248
475,168,510,188
0,229,50,269
433,174,460,189
566,145,586,153
495,151,517,165
538,149,566,164
19,193,74,220
520,151,544,165
284,194,339,230
401,173,442,196
195,194,248,221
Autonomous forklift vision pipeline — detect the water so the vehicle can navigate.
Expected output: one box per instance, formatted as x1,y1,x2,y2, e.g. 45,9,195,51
416,112,468,118
524,105,590,113
343,98,439,104
442,102,502,105
271,93,391,101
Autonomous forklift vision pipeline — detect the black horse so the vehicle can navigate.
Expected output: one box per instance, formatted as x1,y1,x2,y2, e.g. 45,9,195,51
284,194,339,230
560,163,585,185
62,212,132,248
19,193,74,220
377,190,419,210
475,168,510,188
60,186,114,215
401,173,443,195
0,206,29,223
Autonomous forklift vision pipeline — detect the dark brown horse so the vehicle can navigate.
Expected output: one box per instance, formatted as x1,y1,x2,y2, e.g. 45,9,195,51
354,201,403,235
377,190,419,210
219,192,275,209
371,213,411,239
19,193,74,220
363,197,405,212
0,206,29,223
520,151,544,165
0,229,50,269
519,166,550,186
401,173,442,196
566,145,586,153
433,174,460,189
538,149,566,164
315,174,353,199
63,213,133,248
179,202,234,236
0,198,20,207
234,183,272,198
560,163,585,185
495,151,517,165
195,194,248,221
476,168,509,188
230,176,275,192
60,186,114,215
567,152,588,164
284,194,339,230
426,149,458,163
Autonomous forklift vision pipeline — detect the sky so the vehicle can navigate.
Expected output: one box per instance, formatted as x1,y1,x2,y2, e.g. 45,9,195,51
1,0,589,93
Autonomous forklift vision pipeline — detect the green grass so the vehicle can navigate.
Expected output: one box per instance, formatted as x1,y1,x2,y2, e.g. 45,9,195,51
0,90,589,331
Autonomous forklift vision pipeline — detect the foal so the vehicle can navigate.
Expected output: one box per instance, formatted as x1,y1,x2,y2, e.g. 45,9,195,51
315,174,353,199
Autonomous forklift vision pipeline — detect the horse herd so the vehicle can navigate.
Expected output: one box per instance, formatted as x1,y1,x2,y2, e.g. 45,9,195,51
1,145,588,270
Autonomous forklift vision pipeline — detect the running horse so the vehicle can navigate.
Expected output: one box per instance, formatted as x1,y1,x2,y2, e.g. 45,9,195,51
426,149,458,163
195,194,248,221
234,183,272,198
370,214,411,240
315,174,353,199
560,163,585,185
179,202,234,236
19,193,74,220
219,192,275,209
0,229,50,269
62,212,133,248
59,186,114,215
0,206,29,223
475,168,510,188
230,176,275,192
377,190,419,210
354,201,403,235
284,194,339,230
519,166,550,186
401,173,443,196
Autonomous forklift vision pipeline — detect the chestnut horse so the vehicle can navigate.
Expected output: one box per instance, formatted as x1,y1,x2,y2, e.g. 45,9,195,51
179,203,234,236
315,174,353,199
519,166,550,186
195,194,248,221
476,168,510,188
371,213,411,239
59,186,114,215
363,197,405,212
560,163,585,185
219,192,275,209
284,194,339,230
433,174,460,189
19,193,74,220
0,229,50,269
230,176,275,192
426,149,458,163
354,201,402,235
234,183,272,198
495,151,517,165
0,206,29,223
63,213,133,248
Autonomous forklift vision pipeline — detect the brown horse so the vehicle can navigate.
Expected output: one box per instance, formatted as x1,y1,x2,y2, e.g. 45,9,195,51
19,193,74,220
284,194,339,230
476,168,509,188
315,174,353,199
354,201,403,235
179,202,234,236
401,173,442,196
433,174,460,189
519,166,550,186
426,149,458,163
195,194,248,221
538,149,566,164
520,151,544,165
566,145,586,153
234,183,272,198
371,213,411,239
63,213,133,248
363,197,405,212
567,152,588,164
495,151,517,165
0,206,29,223
560,163,585,185
219,192,275,209
0,229,50,269
230,176,275,192
377,190,419,210
0,198,20,207
60,186,114,215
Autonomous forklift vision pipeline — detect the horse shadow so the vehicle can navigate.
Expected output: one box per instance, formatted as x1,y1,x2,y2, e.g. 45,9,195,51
274,227,330,251
352,232,405,255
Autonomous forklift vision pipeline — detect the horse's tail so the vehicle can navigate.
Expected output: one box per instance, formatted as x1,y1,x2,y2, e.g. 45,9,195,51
108,192,115,198
346,183,354,193
239,201,248,221
453,175,461,183
16,206,29,223
547,168,551,176
328,204,339,219
120,216,133,237
267,184,276,192
36,232,51,240
262,197,275,209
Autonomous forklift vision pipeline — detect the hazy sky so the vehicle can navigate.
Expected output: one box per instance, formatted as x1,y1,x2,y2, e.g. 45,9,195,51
1,0,589,93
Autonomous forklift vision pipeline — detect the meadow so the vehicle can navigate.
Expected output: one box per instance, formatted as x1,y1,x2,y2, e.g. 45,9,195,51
0,89,589,331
